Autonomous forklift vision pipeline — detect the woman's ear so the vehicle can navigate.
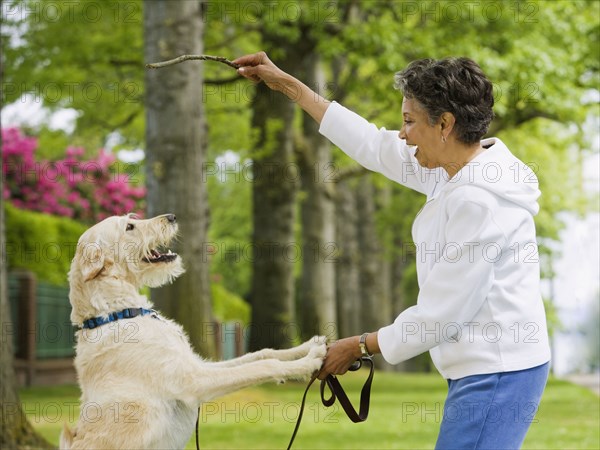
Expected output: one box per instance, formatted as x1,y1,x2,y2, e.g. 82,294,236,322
439,112,456,140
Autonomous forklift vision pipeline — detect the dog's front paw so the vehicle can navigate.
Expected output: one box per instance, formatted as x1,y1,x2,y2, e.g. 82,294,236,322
307,357,325,376
307,341,327,360
301,341,327,376
298,335,327,354
309,335,328,347
284,335,328,363
284,343,326,380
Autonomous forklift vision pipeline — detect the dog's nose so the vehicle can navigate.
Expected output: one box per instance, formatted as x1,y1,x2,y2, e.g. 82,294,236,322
166,214,176,223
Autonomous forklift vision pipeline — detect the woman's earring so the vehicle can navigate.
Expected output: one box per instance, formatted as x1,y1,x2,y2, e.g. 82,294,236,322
441,135,447,143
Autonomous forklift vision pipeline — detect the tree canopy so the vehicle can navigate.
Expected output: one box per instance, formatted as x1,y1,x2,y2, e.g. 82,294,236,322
2,0,598,345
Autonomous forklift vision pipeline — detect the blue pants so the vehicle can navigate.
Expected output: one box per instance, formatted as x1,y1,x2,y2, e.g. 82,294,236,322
435,362,550,450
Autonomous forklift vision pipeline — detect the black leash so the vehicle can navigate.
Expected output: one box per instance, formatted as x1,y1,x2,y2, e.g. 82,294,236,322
195,407,200,450
287,356,375,449
194,357,374,450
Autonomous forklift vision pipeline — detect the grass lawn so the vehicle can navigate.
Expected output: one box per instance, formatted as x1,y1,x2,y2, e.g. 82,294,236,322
19,372,599,449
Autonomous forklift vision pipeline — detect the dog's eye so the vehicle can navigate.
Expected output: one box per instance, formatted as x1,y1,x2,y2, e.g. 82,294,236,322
126,223,135,231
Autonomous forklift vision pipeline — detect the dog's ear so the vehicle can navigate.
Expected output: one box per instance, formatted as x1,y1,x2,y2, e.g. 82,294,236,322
78,242,105,281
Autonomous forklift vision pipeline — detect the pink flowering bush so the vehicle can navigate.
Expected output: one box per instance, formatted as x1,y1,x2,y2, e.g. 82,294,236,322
2,128,145,223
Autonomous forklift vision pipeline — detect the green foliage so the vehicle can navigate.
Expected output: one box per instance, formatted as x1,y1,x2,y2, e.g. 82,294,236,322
2,0,144,153
206,156,253,297
30,126,71,161
5,202,87,286
211,282,250,324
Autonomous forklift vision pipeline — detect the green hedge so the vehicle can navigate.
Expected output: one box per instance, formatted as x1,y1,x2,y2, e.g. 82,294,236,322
5,202,87,286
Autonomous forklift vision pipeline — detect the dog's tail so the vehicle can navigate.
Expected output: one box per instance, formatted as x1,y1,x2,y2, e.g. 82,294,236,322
59,423,75,449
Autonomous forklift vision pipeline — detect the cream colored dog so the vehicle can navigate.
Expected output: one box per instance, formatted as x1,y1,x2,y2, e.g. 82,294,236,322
60,213,326,449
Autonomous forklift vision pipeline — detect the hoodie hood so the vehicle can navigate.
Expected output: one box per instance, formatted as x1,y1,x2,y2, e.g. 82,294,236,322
442,137,541,216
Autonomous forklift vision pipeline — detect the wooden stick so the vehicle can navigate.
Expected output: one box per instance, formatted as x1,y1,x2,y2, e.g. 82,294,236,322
146,54,240,70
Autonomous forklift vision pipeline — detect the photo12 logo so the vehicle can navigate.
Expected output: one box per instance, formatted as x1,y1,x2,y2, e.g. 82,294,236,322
202,1,339,24
396,2,539,24
2,1,141,24
2,82,141,105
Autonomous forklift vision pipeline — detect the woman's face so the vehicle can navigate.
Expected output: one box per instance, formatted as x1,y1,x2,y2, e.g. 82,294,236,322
399,98,443,169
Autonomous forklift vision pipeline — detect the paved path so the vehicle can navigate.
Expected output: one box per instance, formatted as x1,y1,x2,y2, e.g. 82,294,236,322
565,373,600,396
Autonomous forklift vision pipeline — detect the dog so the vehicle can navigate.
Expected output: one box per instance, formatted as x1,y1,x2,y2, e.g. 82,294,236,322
60,213,327,449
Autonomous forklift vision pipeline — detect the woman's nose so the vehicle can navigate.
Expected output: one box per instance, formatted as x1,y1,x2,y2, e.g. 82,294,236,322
399,126,407,140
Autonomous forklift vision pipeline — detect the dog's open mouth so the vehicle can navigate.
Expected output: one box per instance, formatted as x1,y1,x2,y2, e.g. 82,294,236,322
143,249,178,263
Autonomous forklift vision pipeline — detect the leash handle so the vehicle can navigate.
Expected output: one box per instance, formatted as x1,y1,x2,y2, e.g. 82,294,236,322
320,356,374,423
287,356,374,449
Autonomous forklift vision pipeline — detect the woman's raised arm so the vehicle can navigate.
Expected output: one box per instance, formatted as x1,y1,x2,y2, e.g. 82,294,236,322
233,51,331,124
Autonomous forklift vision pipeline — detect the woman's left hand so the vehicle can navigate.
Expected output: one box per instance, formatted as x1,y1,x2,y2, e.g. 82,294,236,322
317,336,362,380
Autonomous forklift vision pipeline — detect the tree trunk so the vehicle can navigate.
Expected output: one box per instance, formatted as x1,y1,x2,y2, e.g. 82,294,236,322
248,29,312,350
356,176,393,370
297,56,337,341
143,0,215,357
390,187,433,372
1,45,52,446
0,283,52,449
375,183,393,330
356,175,383,332
248,81,297,350
334,180,361,337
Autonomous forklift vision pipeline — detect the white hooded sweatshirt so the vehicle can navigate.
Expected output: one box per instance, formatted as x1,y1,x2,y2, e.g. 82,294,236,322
319,102,551,380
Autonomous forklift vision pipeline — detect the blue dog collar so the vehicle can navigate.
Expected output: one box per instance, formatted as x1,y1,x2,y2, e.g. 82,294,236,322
80,308,156,330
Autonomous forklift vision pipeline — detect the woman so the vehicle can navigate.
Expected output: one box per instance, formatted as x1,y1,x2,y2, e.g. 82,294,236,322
234,51,551,449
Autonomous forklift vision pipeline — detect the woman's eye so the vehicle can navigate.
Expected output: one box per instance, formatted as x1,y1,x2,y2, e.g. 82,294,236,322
126,223,135,231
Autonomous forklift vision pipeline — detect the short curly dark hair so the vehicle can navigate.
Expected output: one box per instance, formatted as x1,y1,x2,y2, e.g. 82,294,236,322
394,57,494,145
